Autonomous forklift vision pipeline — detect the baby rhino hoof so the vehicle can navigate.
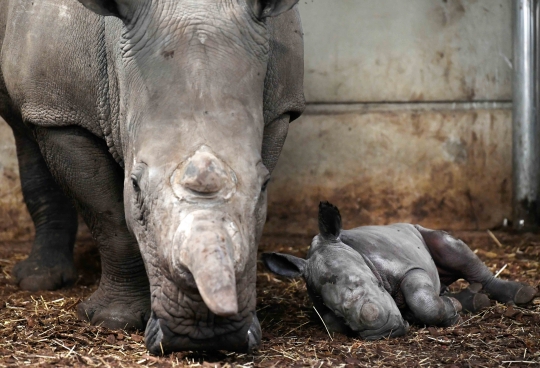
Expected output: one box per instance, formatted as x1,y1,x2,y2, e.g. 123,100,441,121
486,280,538,306
514,284,538,305
446,283,491,313
439,296,462,327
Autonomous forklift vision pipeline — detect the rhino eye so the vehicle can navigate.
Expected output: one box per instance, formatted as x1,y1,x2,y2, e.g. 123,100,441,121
131,175,141,193
261,178,270,192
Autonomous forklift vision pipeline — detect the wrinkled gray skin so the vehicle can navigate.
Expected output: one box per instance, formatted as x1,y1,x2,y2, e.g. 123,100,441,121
264,202,538,339
0,0,304,353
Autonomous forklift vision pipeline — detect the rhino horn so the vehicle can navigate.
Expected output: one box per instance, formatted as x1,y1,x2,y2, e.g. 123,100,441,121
176,221,238,317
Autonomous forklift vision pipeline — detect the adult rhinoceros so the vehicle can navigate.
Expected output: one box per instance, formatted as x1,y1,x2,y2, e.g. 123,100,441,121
0,0,304,353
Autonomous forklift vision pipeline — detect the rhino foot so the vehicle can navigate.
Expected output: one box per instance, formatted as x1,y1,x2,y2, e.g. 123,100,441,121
77,286,150,331
438,296,462,327
484,279,538,306
514,284,538,305
12,251,76,291
444,283,491,313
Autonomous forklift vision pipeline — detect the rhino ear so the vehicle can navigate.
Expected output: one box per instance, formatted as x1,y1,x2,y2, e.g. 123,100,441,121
77,0,138,19
262,252,306,278
318,201,342,240
246,0,300,19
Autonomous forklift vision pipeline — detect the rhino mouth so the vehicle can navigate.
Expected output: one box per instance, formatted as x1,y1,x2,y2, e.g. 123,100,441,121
143,265,259,353
145,309,260,354
358,313,409,340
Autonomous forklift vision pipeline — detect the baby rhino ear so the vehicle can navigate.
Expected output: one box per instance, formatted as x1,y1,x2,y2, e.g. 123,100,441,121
246,0,300,19
318,201,342,240
262,252,306,278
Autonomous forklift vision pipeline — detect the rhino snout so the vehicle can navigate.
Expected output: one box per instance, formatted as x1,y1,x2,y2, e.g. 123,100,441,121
347,301,409,340
145,310,261,353
172,145,237,201
358,309,409,340
168,210,247,317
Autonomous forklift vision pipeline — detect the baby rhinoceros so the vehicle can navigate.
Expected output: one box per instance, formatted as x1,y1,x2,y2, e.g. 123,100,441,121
263,202,537,340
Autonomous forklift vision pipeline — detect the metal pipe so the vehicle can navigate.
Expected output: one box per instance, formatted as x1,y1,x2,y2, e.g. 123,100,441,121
512,0,540,230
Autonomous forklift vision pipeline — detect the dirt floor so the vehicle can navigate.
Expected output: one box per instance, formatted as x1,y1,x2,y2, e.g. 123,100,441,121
0,231,539,367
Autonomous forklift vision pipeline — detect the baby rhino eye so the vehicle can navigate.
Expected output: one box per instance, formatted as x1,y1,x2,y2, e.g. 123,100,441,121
360,303,380,323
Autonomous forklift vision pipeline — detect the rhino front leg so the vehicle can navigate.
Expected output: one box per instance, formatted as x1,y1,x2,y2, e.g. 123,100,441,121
34,126,150,330
415,225,537,306
10,128,77,291
401,269,461,327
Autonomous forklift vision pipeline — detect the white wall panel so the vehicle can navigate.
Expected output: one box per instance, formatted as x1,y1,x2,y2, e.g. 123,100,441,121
300,0,512,102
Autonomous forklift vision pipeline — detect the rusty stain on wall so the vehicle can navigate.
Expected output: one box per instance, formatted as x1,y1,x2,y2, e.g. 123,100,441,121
265,105,512,236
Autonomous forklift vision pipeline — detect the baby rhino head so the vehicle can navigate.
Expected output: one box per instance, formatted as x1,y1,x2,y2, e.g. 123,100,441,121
263,202,408,340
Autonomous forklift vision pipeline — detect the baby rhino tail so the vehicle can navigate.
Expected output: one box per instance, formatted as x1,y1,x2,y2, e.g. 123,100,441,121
318,201,342,240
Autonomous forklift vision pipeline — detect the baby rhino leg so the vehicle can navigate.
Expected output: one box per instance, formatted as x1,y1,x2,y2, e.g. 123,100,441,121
415,225,537,306
444,283,490,313
401,269,461,327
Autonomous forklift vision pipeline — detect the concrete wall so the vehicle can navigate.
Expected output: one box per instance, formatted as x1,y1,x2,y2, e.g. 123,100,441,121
0,120,32,241
0,0,513,240
266,103,512,235
266,0,513,235
300,0,512,102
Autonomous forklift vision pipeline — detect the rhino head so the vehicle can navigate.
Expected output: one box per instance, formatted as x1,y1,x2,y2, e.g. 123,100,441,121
263,202,409,340
77,0,301,353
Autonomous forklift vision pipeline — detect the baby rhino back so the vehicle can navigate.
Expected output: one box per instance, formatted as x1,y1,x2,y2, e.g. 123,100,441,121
340,224,440,299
